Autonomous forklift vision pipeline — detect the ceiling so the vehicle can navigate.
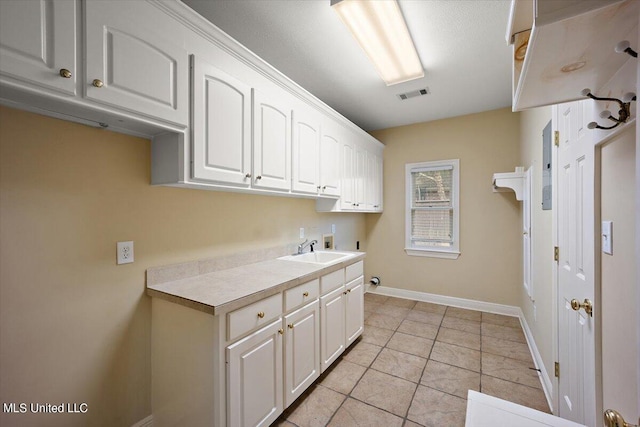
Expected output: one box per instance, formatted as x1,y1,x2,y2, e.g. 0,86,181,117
181,0,513,131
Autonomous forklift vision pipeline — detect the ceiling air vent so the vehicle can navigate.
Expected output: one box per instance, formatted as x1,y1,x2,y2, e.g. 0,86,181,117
397,88,430,101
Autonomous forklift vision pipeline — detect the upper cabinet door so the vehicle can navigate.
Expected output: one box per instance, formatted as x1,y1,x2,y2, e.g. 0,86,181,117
191,56,252,186
319,127,341,197
84,0,188,126
340,141,355,210
354,145,366,209
0,0,77,95
253,90,291,191
292,108,320,194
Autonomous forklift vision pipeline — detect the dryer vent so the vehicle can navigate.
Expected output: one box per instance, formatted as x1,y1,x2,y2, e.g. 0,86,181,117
397,88,430,101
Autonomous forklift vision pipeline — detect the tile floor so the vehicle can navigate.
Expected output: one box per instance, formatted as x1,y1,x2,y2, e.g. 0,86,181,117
272,293,549,427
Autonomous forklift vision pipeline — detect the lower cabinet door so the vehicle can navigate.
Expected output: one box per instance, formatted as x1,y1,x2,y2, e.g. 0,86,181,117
227,319,283,427
320,286,346,372
284,300,320,407
345,277,364,346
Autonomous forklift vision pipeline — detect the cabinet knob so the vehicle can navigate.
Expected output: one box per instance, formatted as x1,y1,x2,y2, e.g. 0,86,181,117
317,186,321,190
288,324,294,329
257,311,265,318
255,175,262,180
343,291,348,295
322,186,327,190
347,289,352,293
278,328,284,335
92,79,104,88
303,291,309,297
245,173,251,179
59,68,72,79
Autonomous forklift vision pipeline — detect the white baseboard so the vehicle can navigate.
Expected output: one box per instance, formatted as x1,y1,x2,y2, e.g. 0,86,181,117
366,284,554,409
132,415,153,427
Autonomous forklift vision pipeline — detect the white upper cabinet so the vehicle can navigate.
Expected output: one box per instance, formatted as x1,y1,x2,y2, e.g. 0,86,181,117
339,140,356,210
354,145,367,209
292,108,320,194
253,90,291,191
319,125,341,197
84,0,188,126
0,0,77,96
191,56,252,186
366,150,383,211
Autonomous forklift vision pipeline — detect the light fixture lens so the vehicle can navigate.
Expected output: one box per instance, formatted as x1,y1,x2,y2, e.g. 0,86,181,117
332,0,424,86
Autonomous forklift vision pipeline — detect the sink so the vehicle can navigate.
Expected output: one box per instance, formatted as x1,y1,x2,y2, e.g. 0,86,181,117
278,251,354,265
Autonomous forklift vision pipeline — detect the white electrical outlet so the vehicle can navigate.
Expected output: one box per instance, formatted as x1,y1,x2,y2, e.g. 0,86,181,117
299,228,305,239
331,224,336,234
117,241,134,265
602,221,613,255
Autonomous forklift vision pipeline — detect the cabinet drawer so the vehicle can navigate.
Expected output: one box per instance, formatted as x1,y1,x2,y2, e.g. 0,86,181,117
227,293,283,341
285,279,319,312
320,269,344,295
345,261,363,282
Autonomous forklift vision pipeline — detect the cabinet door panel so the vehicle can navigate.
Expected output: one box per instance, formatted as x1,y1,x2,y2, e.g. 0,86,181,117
340,142,355,209
254,90,291,191
84,0,188,126
0,0,76,95
345,277,364,346
192,57,252,185
227,319,283,427
284,301,320,407
292,110,320,194
354,146,366,209
320,130,341,197
320,286,345,372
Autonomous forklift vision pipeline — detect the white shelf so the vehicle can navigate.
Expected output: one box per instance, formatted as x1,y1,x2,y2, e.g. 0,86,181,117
493,167,526,201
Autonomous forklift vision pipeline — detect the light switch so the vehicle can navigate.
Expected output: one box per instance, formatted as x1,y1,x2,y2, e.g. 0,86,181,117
602,221,613,255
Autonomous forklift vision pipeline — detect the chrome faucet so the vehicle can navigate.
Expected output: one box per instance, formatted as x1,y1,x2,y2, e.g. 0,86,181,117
297,239,318,254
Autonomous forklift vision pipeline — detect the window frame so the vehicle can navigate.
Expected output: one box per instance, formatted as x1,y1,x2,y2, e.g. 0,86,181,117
405,159,460,259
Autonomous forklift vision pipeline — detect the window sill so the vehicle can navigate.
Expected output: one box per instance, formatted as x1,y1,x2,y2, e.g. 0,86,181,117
405,248,460,260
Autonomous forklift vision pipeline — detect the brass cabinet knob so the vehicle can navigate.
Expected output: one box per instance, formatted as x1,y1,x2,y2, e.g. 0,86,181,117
255,175,262,180
343,291,348,295
245,173,251,178
347,289,352,293
570,298,593,317
92,79,104,88
257,311,265,318
317,186,321,190
288,324,294,329
278,328,284,335
604,409,637,427
59,68,72,78
303,291,309,297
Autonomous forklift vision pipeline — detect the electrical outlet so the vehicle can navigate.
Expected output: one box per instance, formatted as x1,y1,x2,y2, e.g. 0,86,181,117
117,241,134,265
331,224,336,234
299,228,305,239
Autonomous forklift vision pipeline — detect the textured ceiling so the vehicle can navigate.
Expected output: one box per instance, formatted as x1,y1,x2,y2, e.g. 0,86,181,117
182,0,513,131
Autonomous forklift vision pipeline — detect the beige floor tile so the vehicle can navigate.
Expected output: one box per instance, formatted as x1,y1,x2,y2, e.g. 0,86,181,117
430,341,481,372
482,312,521,328
342,341,382,367
445,307,482,322
371,348,427,383
375,304,412,318
482,336,533,363
286,385,346,427
364,301,382,313
436,327,481,350
365,313,403,331
363,310,373,321
441,316,480,334
413,301,447,314
397,319,439,340
386,331,434,358
481,375,550,413
320,360,367,394
327,398,404,427
481,322,526,343
271,419,297,427
482,353,541,389
403,421,423,427
361,325,394,347
351,369,417,417
421,360,480,399
385,296,417,309
364,293,389,304
406,309,444,326
407,385,466,427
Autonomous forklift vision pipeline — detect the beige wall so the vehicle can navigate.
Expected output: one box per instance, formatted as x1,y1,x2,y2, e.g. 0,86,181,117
518,106,554,378
365,108,522,305
0,106,366,426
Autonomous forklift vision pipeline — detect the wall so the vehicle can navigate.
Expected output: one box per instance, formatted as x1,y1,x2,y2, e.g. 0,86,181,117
365,108,521,306
518,106,554,381
0,106,366,426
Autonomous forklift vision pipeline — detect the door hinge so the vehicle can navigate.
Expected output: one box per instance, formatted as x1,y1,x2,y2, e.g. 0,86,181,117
554,130,559,147
555,362,560,378
554,246,559,262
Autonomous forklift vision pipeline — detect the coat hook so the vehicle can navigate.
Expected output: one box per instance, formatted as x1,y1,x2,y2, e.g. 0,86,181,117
581,88,635,131
615,40,638,58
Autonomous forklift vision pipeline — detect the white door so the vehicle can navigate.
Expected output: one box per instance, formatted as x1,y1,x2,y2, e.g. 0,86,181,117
253,90,291,191
345,277,364,346
340,141,355,210
84,0,188,126
555,101,596,426
191,56,252,186
0,0,77,95
320,286,345,372
284,301,320,407
319,129,341,197
292,108,320,194
227,319,283,427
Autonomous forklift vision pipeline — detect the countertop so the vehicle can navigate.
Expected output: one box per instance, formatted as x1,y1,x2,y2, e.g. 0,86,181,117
146,251,366,316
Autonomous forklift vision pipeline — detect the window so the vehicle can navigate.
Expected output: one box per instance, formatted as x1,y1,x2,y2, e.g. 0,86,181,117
405,159,460,259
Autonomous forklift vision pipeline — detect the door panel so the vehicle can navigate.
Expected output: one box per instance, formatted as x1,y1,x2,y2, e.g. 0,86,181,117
345,277,364,346
319,131,341,196
292,109,320,194
320,287,345,372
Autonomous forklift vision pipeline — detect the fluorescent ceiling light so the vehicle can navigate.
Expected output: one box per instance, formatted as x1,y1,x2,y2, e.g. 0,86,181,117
331,0,424,86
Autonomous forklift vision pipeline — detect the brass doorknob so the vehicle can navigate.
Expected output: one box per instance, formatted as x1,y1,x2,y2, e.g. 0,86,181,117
570,298,593,317
59,68,72,78
604,409,638,427
257,311,265,318
92,79,104,88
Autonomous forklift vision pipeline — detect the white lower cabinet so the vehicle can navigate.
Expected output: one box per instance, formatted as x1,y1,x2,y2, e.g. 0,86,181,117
320,286,346,372
227,319,284,427
345,276,364,346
